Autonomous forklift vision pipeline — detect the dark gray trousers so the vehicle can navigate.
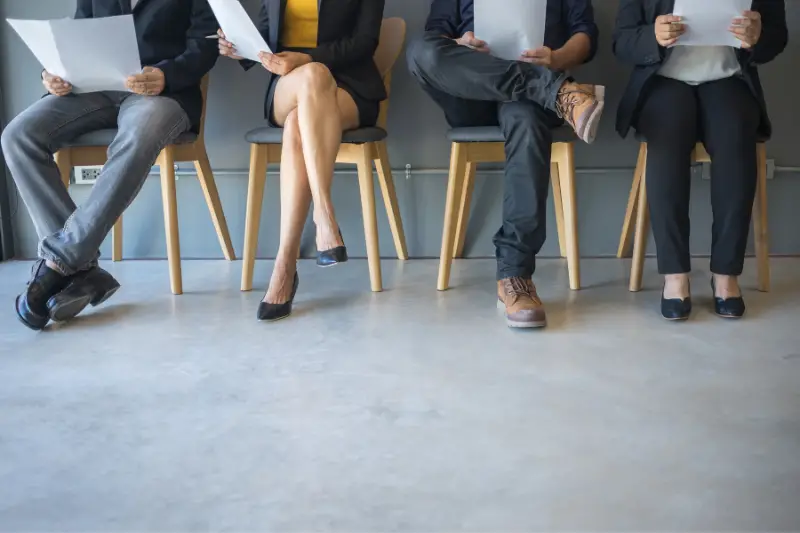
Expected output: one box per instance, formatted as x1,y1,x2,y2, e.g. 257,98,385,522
407,33,565,279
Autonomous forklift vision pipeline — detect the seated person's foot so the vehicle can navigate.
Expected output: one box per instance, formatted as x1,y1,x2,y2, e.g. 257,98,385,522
662,274,692,321
315,216,345,252
712,275,745,319
315,215,347,267
15,260,74,331
47,266,121,323
497,277,547,329
259,263,300,322
263,263,298,305
556,81,605,144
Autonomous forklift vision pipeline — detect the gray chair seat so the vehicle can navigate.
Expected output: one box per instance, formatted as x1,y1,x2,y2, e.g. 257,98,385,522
63,129,198,148
245,126,387,145
447,125,576,144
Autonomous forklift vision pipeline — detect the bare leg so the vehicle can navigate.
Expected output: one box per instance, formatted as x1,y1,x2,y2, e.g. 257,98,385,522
264,109,311,304
272,64,360,251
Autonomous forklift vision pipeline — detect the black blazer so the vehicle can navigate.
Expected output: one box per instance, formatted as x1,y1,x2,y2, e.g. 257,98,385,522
75,0,219,131
613,0,788,139
250,0,387,102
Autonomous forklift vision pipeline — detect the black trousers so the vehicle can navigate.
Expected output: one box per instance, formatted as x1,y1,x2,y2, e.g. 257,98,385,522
407,34,565,280
636,75,761,276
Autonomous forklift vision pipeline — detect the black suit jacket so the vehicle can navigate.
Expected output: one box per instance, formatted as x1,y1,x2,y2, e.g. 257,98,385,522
75,0,219,131
612,0,787,139
249,0,387,103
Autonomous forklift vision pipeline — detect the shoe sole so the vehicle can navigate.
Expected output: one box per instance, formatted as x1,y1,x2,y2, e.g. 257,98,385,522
49,294,93,324
715,312,745,319
316,261,347,269
577,86,605,144
496,300,547,329
662,315,690,322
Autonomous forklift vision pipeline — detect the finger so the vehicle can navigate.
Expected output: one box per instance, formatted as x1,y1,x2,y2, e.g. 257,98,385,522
217,29,225,38
471,39,487,48
743,10,761,20
660,15,683,23
729,26,748,37
662,37,679,47
732,17,752,28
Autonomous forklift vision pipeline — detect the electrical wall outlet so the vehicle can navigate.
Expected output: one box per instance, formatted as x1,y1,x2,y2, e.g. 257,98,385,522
74,165,103,185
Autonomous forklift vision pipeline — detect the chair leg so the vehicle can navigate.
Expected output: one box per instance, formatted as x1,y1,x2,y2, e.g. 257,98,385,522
438,143,467,291
194,149,236,261
454,161,476,259
618,143,647,258
374,140,408,260
356,146,382,293
54,150,72,189
241,144,270,292
629,162,650,293
550,161,567,258
753,143,770,292
557,143,581,291
159,147,182,295
112,218,123,261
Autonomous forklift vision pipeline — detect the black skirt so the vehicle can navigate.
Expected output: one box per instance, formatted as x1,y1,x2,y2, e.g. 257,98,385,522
265,50,381,129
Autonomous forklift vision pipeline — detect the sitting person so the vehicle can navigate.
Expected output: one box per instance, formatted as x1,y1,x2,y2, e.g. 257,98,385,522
407,0,603,329
1,0,219,331
613,0,787,320
218,0,386,322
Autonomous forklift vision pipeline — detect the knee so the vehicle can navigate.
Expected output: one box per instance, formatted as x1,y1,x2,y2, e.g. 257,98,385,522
499,103,549,140
1,113,37,158
117,98,188,151
406,36,441,78
295,63,336,95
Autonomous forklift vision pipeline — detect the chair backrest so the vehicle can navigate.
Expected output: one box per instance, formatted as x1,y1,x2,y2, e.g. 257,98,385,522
197,74,211,142
373,18,406,130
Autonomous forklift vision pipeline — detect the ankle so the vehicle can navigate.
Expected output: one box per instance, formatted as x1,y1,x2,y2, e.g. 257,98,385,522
664,274,691,299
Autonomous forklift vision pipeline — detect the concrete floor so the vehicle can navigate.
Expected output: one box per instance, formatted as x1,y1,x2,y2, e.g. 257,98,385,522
1,257,799,531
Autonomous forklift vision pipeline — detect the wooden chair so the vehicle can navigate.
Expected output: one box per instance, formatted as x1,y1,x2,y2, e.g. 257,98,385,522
53,76,235,295
617,141,770,292
240,18,409,293
437,126,581,291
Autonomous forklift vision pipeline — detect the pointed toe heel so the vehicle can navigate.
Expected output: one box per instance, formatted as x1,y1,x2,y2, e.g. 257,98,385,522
257,273,299,322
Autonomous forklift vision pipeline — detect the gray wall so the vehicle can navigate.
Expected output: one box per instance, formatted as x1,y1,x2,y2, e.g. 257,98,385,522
2,0,800,262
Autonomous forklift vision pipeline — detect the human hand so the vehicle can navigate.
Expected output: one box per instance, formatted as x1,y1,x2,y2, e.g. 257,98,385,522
218,29,243,60
655,14,685,47
455,31,490,53
519,47,563,70
258,51,312,76
730,11,762,49
42,71,72,96
126,67,166,96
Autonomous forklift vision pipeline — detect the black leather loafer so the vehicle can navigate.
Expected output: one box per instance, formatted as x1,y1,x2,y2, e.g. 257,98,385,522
258,273,299,322
15,260,72,331
661,284,692,321
317,231,348,268
712,279,746,319
47,267,121,323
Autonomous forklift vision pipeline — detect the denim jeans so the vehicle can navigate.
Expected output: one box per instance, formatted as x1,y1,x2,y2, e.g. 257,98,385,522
407,34,565,280
1,92,190,275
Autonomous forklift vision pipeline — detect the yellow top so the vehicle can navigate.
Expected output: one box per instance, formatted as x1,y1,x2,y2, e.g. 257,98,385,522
281,0,319,49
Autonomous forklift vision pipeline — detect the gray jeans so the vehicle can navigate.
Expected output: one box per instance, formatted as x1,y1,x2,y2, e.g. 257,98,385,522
1,92,190,275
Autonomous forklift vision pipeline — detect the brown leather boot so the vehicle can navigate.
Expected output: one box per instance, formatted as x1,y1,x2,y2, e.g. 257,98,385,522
556,81,605,144
497,277,547,329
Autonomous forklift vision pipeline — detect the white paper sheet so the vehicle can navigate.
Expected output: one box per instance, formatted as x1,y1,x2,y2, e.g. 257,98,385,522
8,16,141,93
474,0,547,61
673,0,753,48
207,0,271,62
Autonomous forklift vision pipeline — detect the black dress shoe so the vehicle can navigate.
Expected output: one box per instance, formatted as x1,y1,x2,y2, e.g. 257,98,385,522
47,267,121,323
257,273,299,322
317,231,348,268
661,285,692,321
712,278,746,319
15,260,73,331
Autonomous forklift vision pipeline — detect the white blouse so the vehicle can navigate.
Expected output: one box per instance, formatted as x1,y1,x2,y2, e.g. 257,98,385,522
659,46,742,86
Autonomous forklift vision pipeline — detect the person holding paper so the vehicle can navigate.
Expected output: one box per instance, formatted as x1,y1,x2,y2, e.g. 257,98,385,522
218,0,386,322
613,0,787,320
1,0,219,331
406,0,602,329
